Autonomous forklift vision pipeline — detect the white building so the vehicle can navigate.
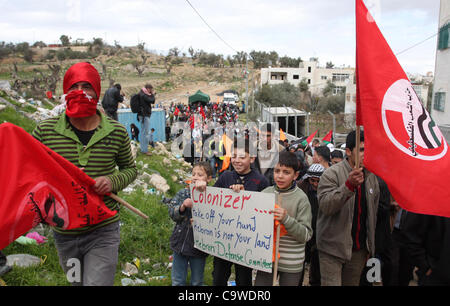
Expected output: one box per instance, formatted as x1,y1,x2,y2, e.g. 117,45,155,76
431,0,450,142
260,58,355,96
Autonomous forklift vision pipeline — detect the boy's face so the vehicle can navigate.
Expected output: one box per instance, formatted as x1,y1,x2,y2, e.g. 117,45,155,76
274,164,299,190
231,149,254,175
308,177,320,191
192,166,212,184
346,141,365,168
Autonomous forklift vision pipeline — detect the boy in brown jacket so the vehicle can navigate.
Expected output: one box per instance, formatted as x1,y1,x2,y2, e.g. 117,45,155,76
317,130,380,286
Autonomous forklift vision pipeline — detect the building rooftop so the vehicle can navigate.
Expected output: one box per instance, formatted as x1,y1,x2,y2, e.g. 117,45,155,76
263,107,307,116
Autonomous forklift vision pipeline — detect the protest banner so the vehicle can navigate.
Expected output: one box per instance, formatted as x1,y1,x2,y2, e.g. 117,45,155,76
190,185,275,273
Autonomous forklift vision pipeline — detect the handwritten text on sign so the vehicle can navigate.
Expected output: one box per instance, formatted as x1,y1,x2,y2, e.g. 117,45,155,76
190,185,275,272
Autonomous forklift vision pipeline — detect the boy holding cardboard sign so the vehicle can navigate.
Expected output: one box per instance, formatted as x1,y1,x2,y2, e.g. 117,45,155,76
212,140,269,286
255,151,313,286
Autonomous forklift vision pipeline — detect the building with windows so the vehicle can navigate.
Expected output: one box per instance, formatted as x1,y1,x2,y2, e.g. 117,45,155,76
431,0,450,141
260,58,355,96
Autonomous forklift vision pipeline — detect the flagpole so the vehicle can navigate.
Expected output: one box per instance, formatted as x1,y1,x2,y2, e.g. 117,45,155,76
109,193,149,219
355,126,361,169
273,193,282,286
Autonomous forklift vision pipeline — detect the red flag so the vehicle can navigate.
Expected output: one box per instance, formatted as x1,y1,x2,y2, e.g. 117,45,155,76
200,106,206,120
0,123,117,250
322,130,333,144
356,0,450,217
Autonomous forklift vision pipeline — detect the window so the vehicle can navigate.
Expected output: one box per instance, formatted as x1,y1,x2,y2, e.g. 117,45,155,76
438,22,449,50
433,92,446,112
308,67,312,73
332,73,350,82
307,79,311,84
293,74,299,80
321,75,327,80
332,86,346,95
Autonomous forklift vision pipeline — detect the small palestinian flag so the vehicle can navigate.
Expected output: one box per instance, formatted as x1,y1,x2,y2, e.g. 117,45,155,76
322,130,333,145
301,130,318,147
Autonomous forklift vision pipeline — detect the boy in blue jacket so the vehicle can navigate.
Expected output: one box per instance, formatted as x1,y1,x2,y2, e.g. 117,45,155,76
212,140,269,286
169,162,212,286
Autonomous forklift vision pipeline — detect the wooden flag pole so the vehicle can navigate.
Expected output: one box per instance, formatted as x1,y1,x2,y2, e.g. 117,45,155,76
273,193,283,286
272,223,281,286
109,193,149,220
355,126,361,169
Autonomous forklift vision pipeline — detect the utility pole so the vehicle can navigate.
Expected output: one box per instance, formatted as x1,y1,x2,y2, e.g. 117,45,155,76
328,110,336,144
245,54,249,114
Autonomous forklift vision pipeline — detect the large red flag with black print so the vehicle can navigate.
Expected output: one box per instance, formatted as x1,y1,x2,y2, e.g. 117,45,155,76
355,0,450,217
0,123,117,250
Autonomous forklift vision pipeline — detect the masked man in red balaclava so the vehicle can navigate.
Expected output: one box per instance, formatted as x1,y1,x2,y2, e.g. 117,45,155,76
32,62,137,286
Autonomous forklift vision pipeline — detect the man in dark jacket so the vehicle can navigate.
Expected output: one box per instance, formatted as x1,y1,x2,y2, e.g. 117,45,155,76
402,212,450,286
298,163,325,286
101,83,124,120
138,84,156,155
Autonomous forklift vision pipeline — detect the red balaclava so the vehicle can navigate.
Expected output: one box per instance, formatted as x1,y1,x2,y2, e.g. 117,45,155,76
63,62,101,118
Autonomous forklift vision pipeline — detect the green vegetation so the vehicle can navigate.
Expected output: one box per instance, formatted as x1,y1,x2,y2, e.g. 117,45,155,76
0,106,36,133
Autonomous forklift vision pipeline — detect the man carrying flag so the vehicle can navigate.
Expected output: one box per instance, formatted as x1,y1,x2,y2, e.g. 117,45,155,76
355,0,450,218
317,130,380,286
32,62,137,285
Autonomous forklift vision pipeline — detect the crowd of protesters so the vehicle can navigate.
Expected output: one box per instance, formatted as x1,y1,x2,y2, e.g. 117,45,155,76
1,62,448,289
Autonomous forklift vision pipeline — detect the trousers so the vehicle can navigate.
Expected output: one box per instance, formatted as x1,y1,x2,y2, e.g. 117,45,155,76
53,221,120,286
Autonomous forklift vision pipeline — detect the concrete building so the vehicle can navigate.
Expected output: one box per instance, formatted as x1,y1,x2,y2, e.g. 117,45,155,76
261,58,355,96
431,0,450,142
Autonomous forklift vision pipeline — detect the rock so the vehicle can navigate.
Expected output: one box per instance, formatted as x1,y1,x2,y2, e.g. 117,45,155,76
163,158,171,166
0,80,11,91
0,104,6,112
149,173,170,193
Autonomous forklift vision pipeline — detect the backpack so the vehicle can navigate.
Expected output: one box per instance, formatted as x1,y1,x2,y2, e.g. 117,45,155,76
130,94,141,113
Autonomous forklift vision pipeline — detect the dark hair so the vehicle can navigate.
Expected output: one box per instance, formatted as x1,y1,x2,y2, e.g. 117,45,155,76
331,150,344,159
277,151,300,172
114,83,121,91
193,161,213,177
346,130,364,151
145,83,153,90
315,145,331,162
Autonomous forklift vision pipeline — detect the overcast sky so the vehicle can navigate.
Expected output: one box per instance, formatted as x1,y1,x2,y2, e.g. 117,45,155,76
0,0,441,74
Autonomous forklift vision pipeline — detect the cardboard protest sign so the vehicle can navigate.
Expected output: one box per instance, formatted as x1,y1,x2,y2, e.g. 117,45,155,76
190,185,275,272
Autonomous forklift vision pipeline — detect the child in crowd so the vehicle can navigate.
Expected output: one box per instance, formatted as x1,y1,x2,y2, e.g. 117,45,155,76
255,151,313,286
168,162,212,286
212,140,270,286
130,123,139,142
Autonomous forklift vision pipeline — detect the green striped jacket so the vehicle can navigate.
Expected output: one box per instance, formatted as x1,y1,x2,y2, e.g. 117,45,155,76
32,111,137,235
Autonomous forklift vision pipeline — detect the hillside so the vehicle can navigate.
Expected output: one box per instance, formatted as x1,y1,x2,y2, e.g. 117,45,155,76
0,47,258,108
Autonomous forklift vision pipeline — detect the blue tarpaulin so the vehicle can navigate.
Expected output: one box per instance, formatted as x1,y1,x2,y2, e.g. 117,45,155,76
118,108,166,142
